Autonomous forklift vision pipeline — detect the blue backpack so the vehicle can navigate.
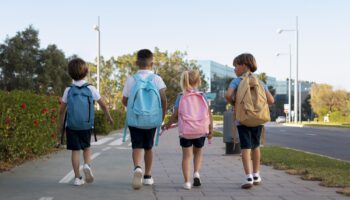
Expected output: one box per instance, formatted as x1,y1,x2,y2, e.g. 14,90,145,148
66,83,94,130
123,74,163,145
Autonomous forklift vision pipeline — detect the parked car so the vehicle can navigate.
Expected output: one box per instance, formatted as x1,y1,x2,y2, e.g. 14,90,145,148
275,116,286,123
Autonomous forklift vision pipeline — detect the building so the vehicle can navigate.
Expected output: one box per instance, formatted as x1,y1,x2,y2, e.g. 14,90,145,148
197,60,235,113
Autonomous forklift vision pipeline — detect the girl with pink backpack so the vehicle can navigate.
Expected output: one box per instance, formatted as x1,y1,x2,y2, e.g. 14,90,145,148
162,69,213,190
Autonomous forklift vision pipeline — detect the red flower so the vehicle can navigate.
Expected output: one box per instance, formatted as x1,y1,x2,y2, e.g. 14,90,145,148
5,117,11,125
33,120,39,126
42,108,49,114
51,108,56,113
51,133,56,139
21,103,27,109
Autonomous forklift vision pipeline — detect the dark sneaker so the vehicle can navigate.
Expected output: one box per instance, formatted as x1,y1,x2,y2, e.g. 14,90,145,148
193,172,201,187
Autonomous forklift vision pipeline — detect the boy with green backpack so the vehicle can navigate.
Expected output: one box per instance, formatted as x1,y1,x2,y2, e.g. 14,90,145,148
122,49,167,189
59,58,113,186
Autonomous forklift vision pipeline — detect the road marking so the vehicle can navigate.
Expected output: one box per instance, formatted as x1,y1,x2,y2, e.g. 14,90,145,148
59,152,101,184
102,147,111,151
39,197,53,200
116,147,131,150
91,137,114,145
306,133,316,136
128,142,132,146
108,138,123,146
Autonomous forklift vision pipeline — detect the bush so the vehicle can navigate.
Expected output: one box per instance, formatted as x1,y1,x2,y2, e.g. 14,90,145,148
213,115,223,121
0,90,60,162
94,110,125,135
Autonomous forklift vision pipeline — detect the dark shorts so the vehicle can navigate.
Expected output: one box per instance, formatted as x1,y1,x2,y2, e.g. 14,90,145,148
129,126,156,150
237,125,263,149
180,137,206,148
66,127,92,150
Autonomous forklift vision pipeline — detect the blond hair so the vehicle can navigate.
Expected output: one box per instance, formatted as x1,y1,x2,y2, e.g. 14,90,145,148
180,70,201,92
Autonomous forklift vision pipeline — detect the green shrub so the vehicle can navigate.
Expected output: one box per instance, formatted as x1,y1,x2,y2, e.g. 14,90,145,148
0,90,60,162
94,110,125,135
212,115,223,121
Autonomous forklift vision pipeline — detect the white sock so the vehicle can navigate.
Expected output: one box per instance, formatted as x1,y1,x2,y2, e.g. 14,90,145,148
246,174,253,179
253,172,260,177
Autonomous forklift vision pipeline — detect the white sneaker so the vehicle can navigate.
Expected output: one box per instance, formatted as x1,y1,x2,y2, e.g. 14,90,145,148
143,176,154,185
183,182,192,190
74,177,85,186
193,172,201,187
241,177,253,189
83,164,94,183
253,175,262,185
132,167,143,190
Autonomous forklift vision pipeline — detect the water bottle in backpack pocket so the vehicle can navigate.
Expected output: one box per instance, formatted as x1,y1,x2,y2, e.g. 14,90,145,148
66,83,95,130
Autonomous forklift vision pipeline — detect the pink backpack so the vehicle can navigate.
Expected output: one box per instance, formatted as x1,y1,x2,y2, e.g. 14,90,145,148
178,91,210,137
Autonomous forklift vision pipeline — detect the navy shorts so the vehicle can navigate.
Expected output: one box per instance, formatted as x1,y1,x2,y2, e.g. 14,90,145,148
237,125,263,149
66,128,92,150
129,126,156,150
180,137,206,148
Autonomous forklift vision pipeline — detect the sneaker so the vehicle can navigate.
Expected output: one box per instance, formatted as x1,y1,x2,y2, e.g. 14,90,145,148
193,172,201,187
74,176,85,186
253,175,262,185
83,164,94,183
132,167,143,190
241,178,253,189
183,182,191,190
143,176,154,185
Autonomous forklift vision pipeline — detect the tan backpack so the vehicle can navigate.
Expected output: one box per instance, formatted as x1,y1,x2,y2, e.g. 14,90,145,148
235,72,270,127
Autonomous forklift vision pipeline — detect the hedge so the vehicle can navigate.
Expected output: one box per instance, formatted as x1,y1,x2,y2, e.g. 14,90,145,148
0,90,60,162
94,110,125,135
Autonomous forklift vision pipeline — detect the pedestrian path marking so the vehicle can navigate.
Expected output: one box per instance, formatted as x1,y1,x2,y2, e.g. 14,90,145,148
102,147,111,151
109,135,129,146
116,147,131,150
39,197,53,200
128,142,132,146
59,152,101,184
91,137,114,145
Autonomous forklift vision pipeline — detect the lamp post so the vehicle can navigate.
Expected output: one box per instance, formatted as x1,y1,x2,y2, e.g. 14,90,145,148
277,16,299,123
276,44,292,122
93,16,101,94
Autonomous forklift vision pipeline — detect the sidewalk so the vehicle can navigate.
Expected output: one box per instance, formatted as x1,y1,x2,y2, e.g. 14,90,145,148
152,127,348,200
0,127,348,200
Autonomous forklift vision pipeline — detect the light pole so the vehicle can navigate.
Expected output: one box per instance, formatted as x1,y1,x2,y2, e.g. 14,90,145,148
93,16,101,94
276,44,292,123
277,16,299,123
299,81,302,122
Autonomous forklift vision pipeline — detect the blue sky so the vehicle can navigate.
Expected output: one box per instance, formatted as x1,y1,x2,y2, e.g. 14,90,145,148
1,0,350,91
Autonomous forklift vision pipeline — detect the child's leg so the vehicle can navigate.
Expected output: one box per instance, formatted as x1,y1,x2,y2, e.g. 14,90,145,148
252,147,260,173
193,147,202,173
132,149,143,168
83,147,92,165
144,149,153,176
182,147,192,183
71,150,81,178
241,149,252,175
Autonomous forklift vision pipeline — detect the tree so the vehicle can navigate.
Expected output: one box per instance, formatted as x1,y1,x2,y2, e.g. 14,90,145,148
257,72,267,84
0,26,40,91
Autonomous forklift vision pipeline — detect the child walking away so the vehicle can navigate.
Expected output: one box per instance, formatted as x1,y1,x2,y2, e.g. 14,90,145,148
225,53,274,189
122,49,167,190
59,58,113,186
162,70,213,190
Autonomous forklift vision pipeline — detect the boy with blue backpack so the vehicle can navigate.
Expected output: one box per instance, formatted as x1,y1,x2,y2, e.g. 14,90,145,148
122,49,167,190
59,58,113,186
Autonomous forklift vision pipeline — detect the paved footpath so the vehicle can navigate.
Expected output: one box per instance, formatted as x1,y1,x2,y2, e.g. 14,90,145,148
0,127,348,200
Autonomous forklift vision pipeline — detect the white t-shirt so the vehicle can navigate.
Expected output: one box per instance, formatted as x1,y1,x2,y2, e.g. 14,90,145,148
62,80,101,103
122,70,166,97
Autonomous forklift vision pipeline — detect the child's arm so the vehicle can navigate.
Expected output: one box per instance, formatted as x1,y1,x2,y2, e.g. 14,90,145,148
97,98,114,125
208,106,213,140
265,90,275,105
225,88,235,106
122,96,128,107
159,88,167,121
162,108,178,130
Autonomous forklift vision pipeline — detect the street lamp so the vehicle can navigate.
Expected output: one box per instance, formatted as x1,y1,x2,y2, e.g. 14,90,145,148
277,16,299,123
93,16,101,94
276,44,292,123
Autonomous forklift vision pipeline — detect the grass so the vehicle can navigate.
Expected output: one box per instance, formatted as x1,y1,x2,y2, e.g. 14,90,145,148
261,146,350,196
212,130,223,137
302,122,350,129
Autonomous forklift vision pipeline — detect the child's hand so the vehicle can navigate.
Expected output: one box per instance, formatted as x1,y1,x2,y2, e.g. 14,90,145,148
208,130,213,140
161,124,168,131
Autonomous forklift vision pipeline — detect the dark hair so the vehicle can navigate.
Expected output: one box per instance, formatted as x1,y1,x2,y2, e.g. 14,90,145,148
68,58,88,80
136,49,153,68
233,53,257,72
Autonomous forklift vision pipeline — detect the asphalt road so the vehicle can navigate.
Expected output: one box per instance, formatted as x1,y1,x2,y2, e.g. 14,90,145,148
215,123,350,161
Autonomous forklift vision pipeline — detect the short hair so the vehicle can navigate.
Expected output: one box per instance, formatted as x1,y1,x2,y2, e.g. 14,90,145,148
233,53,257,72
180,69,201,92
68,58,88,80
136,49,153,68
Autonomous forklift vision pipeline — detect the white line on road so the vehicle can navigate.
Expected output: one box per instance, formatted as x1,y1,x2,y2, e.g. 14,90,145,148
306,133,316,136
39,197,53,200
128,142,132,146
91,137,114,145
102,147,111,151
108,138,123,146
116,147,131,150
59,152,101,184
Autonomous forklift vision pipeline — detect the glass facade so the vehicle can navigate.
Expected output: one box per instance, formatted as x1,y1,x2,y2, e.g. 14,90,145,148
197,60,235,113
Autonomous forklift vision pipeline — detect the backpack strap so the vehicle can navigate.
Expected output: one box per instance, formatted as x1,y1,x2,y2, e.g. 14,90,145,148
146,74,155,82
154,126,161,146
123,118,128,142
